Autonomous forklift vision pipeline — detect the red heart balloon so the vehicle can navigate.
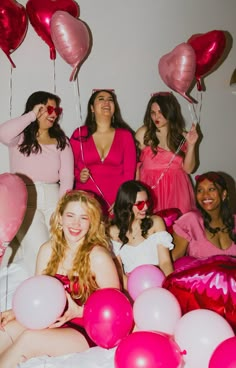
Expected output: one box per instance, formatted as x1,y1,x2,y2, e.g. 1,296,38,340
163,255,236,332
26,0,79,60
156,208,182,234
0,0,28,67
158,43,196,103
188,30,226,91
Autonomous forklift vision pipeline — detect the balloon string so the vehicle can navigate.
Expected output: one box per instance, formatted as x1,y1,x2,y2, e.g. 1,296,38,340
73,79,111,208
53,59,56,94
9,67,13,118
151,137,186,189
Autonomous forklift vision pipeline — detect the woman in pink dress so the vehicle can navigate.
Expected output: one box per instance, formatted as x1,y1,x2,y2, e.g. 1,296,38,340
70,90,137,216
136,92,199,214
172,172,236,260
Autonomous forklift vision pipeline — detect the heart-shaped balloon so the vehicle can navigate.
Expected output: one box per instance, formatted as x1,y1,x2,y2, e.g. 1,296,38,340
188,30,226,91
26,0,79,60
163,255,236,332
0,173,27,263
51,11,91,81
156,208,182,234
0,0,28,67
158,43,196,103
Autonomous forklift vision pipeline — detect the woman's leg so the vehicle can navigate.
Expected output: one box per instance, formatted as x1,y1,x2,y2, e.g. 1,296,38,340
0,327,89,368
0,319,26,354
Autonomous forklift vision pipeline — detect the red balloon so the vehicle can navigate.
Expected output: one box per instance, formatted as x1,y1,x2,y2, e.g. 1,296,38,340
158,42,196,103
163,255,236,332
209,337,236,368
26,0,79,60
50,11,91,81
188,30,226,91
174,256,196,270
156,208,182,234
0,0,28,67
115,331,183,368
83,288,133,348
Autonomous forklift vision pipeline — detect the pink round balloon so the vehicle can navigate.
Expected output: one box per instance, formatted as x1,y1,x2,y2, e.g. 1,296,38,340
174,256,196,270
83,288,133,348
12,275,67,329
209,337,236,368
127,264,165,300
115,331,183,368
50,11,91,81
158,42,196,103
174,309,234,368
133,287,181,335
0,173,27,262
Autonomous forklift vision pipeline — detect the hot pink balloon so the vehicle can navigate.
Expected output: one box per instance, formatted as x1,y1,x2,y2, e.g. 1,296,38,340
83,288,133,348
0,173,27,263
174,256,196,270
26,0,79,60
50,11,91,81
12,275,67,329
127,264,165,300
115,331,183,368
0,0,28,67
158,42,196,103
133,287,182,335
209,337,236,368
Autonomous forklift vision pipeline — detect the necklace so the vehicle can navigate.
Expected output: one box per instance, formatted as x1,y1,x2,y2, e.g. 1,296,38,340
130,225,141,240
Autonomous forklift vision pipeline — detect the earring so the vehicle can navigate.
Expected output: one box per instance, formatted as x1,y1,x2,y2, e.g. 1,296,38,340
57,224,62,230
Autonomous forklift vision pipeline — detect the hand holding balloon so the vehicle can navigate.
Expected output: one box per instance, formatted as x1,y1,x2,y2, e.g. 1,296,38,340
49,292,83,328
183,123,199,146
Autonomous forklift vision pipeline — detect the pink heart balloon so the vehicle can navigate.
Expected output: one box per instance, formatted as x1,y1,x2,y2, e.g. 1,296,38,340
0,173,27,262
158,43,196,103
51,11,91,81
26,0,79,60
0,0,28,67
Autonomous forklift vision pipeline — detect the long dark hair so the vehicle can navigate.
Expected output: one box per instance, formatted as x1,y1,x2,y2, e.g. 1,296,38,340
84,89,134,136
18,91,68,156
143,92,186,156
111,180,153,245
195,172,236,242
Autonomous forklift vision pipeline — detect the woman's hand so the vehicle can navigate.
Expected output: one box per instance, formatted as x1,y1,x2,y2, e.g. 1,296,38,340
184,123,199,146
0,309,15,329
49,292,83,328
32,104,46,119
80,167,90,183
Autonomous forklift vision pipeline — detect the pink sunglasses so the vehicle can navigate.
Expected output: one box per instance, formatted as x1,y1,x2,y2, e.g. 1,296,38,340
47,105,63,116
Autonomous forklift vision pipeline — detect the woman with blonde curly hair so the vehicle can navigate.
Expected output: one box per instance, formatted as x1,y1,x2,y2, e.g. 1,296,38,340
0,190,120,368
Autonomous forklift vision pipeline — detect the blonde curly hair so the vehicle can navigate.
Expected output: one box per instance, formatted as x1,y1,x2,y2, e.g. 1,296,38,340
43,190,110,304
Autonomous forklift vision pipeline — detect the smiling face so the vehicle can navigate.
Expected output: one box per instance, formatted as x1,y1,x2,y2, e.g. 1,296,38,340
38,98,59,131
150,102,168,129
196,179,226,213
60,200,90,247
132,190,150,220
91,91,115,121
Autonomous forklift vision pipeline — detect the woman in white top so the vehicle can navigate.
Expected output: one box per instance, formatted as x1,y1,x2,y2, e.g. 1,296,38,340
109,180,174,289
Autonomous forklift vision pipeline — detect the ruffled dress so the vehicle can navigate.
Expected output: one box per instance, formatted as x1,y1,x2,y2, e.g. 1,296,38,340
139,146,196,214
111,231,174,273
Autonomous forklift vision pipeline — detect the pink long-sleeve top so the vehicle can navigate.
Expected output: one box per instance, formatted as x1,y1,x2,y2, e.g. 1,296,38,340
70,126,137,207
0,112,74,197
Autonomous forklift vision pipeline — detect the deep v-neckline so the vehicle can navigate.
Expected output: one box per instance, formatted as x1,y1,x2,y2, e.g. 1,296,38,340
92,129,116,162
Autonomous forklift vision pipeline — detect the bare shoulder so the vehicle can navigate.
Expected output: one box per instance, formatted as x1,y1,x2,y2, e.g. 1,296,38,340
37,240,53,258
150,215,166,232
90,245,113,266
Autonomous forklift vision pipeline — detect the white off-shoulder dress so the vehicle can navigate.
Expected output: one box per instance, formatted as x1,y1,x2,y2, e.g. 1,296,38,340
111,231,174,273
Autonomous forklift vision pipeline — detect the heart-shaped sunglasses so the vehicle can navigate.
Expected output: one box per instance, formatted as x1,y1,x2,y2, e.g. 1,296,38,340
47,105,63,116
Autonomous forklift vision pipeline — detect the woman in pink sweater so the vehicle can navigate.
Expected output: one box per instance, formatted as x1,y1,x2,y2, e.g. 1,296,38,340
70,89,137,217
0,91,74,275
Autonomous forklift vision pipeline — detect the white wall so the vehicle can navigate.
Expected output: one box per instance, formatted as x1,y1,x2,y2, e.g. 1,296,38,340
0,0,236,182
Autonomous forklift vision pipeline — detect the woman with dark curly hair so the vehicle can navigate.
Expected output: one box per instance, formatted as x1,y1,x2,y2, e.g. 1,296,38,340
70,89,137,216
135,91,199,214
0,91,74,275
172,172,236,260
109,180,174,289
